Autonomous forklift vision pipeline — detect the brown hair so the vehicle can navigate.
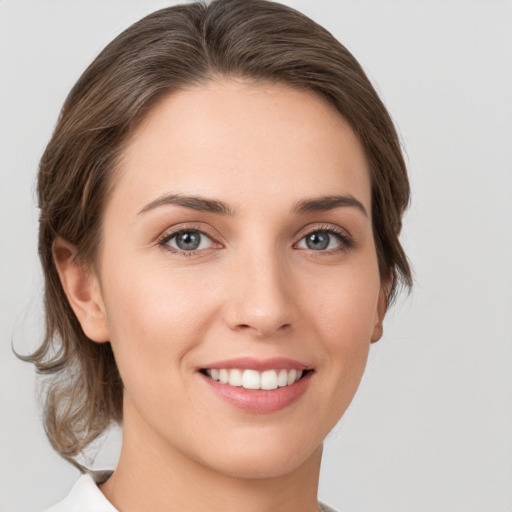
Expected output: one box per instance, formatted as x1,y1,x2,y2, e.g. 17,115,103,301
24,0,412,468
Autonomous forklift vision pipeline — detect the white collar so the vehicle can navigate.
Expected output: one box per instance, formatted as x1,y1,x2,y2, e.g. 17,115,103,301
45,470,337,512
45,470,117,512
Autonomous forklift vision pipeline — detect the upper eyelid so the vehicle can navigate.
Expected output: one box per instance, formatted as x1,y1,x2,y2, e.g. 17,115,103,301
160,230,214,246
157,227,220,257
294,224,355,252
295,222,352,240
297,228,350,244
157,223,220,244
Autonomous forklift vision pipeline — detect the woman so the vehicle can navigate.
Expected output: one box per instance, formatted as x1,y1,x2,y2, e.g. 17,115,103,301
26,0,411,510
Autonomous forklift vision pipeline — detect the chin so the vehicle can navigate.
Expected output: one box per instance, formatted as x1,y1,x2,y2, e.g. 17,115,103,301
191,428,324,480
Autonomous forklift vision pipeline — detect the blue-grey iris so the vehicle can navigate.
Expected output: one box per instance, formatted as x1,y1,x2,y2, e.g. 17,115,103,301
176,231,201,250
306,231,330,250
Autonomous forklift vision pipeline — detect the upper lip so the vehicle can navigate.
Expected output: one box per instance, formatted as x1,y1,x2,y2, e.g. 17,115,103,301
200,357,312,372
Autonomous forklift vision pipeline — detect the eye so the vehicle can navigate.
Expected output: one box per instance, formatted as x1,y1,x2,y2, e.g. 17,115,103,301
161,229,216,253
296,229,352,252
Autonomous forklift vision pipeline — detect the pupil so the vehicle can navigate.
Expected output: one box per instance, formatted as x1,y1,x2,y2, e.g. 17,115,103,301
306,232,329,250
177,231,200,250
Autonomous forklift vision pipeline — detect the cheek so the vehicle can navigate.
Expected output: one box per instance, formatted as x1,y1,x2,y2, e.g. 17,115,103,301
301,257,380,387
304,259,381,342
100,258,220,393
105,253,215,329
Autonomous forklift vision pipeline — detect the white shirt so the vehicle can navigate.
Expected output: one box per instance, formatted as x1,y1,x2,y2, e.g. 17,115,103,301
45,472,116,512
45,471,338,512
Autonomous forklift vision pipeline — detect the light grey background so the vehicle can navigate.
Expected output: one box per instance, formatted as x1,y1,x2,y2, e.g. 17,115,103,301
1,1,511,511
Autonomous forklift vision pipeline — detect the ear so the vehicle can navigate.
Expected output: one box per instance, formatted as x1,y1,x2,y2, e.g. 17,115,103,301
53,237,110,343
370,278,390,343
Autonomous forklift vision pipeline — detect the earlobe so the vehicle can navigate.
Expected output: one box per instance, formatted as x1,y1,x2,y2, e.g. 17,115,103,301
53,237,110,343
370,279,390,343
371,323,383,343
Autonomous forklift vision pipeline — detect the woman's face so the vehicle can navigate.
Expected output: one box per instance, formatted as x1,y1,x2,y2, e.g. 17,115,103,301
93,79,385,478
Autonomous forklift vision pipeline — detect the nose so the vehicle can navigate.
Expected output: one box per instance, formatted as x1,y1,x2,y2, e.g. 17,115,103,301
223,250,296,338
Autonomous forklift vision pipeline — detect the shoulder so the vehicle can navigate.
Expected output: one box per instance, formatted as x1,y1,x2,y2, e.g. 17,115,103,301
44,471,116,512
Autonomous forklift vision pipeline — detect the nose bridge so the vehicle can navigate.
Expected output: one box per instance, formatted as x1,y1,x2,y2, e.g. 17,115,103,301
225,242,294,337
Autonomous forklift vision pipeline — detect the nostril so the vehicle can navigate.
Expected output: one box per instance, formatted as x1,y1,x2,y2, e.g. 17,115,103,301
235,322,291,334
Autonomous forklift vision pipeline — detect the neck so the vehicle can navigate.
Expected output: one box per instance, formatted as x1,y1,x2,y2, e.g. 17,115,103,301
100,400,323,512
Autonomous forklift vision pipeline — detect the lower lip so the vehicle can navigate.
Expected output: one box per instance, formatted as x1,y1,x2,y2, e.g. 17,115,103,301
199,372,312,413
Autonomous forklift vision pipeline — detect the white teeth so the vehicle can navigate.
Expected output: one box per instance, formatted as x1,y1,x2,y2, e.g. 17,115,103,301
228,368,243,387
219,369,229,384
205,368,304,390
278,369,288,387
242,369,260,389
260,370,278,390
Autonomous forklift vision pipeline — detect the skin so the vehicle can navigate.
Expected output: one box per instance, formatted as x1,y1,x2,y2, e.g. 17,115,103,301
55,78,387,512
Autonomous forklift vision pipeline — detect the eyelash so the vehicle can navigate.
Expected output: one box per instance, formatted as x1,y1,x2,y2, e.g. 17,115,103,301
157,224,354,257
298,225,355,253
157,225,219,257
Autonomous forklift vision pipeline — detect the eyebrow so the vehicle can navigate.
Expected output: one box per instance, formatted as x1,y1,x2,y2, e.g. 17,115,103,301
292,195,368,217
138,194,235,216
138,193,367,217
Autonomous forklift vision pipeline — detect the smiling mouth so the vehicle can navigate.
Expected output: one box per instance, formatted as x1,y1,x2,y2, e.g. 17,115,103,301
201,368,308,390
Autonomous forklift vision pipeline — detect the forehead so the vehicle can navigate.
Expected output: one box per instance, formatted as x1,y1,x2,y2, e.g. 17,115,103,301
110,79,371,217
